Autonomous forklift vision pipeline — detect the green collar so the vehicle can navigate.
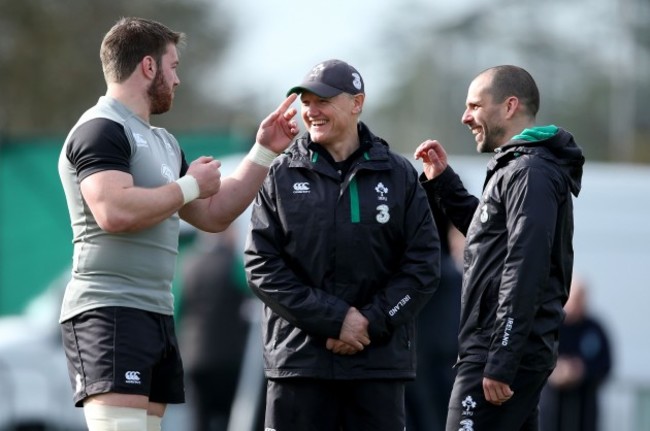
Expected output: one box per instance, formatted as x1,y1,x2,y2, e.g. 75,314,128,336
511,125,558,142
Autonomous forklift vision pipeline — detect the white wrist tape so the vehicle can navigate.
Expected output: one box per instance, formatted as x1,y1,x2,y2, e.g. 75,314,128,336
247,142,279,168
175,175,200,205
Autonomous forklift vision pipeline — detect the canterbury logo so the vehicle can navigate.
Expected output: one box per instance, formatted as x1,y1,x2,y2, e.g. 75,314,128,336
293,182,310,193
125,371,141,384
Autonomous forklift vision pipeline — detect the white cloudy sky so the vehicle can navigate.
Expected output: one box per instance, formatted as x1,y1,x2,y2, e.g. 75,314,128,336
203,0,471,107
196,0,626,115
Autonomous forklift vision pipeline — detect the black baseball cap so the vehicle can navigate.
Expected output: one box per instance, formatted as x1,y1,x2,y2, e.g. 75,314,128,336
287,59,364,98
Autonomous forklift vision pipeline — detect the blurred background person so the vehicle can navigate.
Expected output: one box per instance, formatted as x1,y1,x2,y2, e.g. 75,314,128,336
540,274,613,431
178,225,255,431
405,204,462,431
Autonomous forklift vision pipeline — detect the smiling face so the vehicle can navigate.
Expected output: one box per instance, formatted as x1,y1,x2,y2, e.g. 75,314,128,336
299,91,362,147
461,73,509,153
147,43,180,115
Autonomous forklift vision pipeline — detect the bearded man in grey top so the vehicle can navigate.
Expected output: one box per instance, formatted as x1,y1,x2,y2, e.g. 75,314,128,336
58,16,298,431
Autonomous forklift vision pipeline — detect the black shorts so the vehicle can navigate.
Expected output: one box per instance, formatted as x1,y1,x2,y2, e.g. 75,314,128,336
446,362,551,431
265,378,406,431
60,306,185,407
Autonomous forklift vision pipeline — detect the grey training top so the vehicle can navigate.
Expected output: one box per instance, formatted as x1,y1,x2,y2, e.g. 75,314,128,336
58,96,188,322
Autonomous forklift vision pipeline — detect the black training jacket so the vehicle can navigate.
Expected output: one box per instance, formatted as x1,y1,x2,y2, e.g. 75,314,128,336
421,127,584,384
245,122,441,380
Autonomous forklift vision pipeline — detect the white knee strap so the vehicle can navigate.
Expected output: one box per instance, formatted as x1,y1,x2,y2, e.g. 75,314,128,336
83,404,147,431
147,414,162,431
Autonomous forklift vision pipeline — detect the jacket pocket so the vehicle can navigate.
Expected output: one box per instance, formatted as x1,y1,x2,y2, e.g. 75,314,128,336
476,276,499,331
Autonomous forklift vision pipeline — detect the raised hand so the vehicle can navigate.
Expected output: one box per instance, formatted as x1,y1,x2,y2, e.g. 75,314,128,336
413,139,448,180
255,93,300,154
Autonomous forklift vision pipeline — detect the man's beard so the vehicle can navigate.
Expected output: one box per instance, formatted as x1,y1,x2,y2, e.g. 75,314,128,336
147,70,173,115
478,125,507,153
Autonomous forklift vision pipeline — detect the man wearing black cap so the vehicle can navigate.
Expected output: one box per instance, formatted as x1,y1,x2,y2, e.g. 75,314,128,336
244,59,441,430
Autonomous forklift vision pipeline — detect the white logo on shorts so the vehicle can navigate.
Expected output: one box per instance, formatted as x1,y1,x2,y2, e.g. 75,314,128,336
125,371,141,384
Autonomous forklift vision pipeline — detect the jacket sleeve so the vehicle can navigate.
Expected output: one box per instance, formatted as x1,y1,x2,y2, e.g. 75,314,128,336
360,166,442,340
420,166,479,235
244,172,350,339
484,165,564,383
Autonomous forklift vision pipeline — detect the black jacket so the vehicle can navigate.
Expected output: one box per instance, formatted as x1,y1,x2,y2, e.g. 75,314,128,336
245,122,441,380
421,127,584,384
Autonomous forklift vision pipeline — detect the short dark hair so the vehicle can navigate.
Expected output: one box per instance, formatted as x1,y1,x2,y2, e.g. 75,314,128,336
481,65,540,117
100,17,185,83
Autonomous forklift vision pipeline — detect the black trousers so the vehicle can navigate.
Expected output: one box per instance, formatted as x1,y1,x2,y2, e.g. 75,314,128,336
446,362,551,431
264,378,406,431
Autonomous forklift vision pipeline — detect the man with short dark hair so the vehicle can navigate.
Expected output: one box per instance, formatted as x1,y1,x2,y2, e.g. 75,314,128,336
58,16,298,431
414,65,585,430
245,59,441,430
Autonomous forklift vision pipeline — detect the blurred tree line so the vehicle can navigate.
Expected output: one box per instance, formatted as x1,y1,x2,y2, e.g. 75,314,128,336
0,0,247,139
368,0,650,163
0,0,648,163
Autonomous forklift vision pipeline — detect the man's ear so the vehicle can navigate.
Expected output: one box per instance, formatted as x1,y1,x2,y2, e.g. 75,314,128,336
504,96,519,119
352,93,365,114
141,56,157,79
